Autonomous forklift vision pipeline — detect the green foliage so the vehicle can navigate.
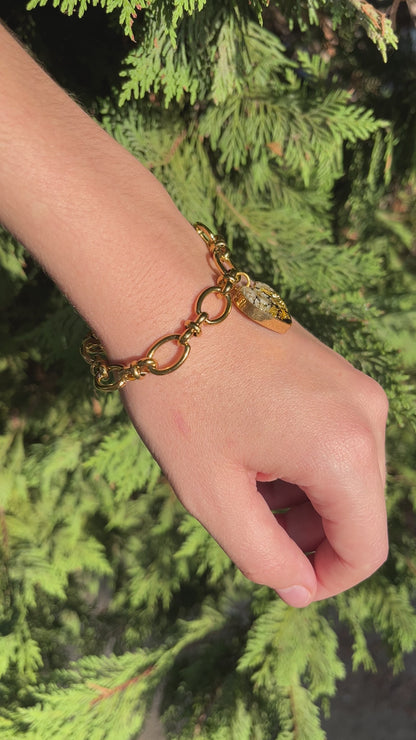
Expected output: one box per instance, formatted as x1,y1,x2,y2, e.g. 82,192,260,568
1,1,415,738
26,0,139,37
278,0,397,60
84,424,160,500
119,3,255,105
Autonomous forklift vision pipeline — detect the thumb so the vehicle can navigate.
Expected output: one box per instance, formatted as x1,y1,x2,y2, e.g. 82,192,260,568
183,467,317,608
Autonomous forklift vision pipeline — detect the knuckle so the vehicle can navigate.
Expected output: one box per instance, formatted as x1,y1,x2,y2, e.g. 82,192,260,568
363,377,389,420
324,421,377,476
347,423,377,463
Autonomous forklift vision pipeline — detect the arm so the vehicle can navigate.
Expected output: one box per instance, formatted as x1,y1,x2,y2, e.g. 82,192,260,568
0,24,389,607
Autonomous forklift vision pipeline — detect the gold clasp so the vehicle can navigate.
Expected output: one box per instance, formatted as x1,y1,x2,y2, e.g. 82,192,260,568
194,222,234,275
193,222,216,246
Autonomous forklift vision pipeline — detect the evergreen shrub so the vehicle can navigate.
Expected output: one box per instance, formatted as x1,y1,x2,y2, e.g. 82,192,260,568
0,1,415,737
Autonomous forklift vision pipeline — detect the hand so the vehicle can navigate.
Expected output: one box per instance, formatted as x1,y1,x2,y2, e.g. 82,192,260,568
121,307,389,608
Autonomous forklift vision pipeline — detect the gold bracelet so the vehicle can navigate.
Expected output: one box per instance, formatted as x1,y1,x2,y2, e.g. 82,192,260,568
81,223,292,392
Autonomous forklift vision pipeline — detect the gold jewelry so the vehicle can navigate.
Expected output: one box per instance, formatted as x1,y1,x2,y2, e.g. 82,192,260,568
81,223,291,391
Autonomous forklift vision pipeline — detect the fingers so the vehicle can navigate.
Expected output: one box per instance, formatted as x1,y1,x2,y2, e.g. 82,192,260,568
303,430,389,601
192,459,387,606
257,479,325,552
257,479,307,509
264,372,389,602
230,402,388,604
181,466,318,607
153,407,387,607
275,503,325,554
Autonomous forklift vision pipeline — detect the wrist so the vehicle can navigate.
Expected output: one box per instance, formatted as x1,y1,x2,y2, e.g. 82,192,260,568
93,214,216,362
84,223,293,391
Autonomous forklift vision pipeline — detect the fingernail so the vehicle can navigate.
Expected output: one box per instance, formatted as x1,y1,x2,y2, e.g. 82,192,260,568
276,585,312,608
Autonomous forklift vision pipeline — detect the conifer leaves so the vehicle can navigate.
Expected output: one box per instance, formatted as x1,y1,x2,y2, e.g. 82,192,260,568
272,685,325,740
176,514,233,584
210,17,248,106
201,85,382,188
0,231,27,308
239,601,345,697
84,424,160,500
120,21,203,105
15,609,226,739
196,24,384,189
278,0,397,60
217,699,264,740
170,0,207,27
336,582,416,676
345,0,397,59
19,653,155,740
237,601,345,739
119,6,241,106
26,0,139,37
0,633,42,683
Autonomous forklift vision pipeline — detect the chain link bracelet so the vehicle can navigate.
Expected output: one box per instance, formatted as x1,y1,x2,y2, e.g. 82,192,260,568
81,223,291,392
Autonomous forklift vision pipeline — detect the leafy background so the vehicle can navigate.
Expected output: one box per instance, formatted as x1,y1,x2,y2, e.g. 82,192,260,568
0,1,415,738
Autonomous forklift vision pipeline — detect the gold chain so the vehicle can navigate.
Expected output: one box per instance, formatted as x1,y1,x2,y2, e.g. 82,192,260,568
81,223,249,392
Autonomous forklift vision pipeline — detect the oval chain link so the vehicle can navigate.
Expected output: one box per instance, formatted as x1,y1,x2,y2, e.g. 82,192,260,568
81,224,249,391
146,334,191,376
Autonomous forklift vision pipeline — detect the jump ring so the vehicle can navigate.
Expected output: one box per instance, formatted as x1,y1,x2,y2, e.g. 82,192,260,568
196,286,232,325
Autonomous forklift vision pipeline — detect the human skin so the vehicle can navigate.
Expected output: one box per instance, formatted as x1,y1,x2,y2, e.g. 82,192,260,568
0,23,389,607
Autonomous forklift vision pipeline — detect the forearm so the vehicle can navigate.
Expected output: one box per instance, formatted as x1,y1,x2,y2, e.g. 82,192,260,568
0,24,210,357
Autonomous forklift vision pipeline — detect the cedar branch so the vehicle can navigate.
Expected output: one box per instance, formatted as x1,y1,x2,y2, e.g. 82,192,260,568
0,508,9,559
347,0,390,31
89,666,154,707
145,129,187,170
